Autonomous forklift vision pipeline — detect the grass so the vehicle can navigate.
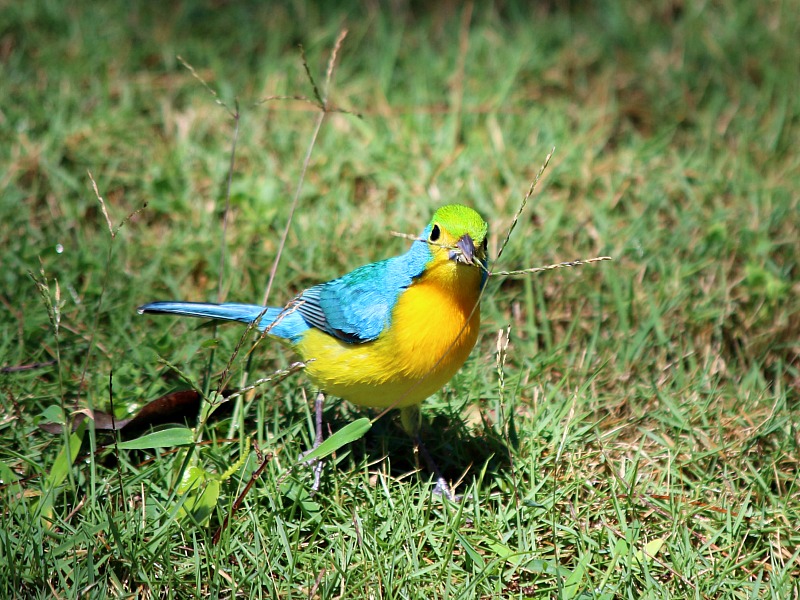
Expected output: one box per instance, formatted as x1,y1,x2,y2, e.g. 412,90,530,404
1,1,798,597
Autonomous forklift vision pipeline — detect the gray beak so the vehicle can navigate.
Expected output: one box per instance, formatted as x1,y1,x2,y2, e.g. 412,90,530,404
450,234,476,265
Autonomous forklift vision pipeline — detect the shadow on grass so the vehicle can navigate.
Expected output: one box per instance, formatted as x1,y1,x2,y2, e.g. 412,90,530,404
39,386,513,494
322,403,514,492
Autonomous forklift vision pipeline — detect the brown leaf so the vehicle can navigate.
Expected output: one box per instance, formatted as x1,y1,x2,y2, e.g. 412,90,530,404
38,389,235,438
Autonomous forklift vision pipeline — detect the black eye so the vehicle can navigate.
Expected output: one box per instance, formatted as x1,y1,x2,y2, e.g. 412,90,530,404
429,224,441,242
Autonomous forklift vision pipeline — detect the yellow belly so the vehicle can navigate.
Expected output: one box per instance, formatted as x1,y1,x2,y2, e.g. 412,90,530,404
293,269,481,409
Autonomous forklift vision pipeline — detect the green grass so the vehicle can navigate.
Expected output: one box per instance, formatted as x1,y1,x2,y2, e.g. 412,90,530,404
2,1,798,597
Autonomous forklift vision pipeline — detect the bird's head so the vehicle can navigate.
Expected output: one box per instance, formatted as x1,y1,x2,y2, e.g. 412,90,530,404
421,204,489,286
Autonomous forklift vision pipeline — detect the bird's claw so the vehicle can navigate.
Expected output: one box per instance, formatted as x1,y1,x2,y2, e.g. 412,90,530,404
432,477,460,502
298,449,324,495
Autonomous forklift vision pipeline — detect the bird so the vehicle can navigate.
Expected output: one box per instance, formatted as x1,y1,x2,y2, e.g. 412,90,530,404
138,204,489,498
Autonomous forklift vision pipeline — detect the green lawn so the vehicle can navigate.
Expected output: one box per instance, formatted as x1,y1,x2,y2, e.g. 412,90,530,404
2,1,798,598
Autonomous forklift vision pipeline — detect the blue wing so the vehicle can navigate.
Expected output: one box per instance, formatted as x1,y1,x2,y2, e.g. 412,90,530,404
295,239,431,343
139,236,433,344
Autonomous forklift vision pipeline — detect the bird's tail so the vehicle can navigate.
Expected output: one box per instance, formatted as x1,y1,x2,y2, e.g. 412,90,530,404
137,301,282,331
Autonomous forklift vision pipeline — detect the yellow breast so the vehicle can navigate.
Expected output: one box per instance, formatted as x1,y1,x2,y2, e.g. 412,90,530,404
294,261,482,409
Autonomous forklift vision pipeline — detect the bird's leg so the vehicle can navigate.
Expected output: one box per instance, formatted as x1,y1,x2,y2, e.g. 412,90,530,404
314,390,325,448
400,405,457,501
301,390,325,494
415,435,456,501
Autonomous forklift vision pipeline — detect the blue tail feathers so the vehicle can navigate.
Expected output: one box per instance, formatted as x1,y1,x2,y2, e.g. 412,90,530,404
137,301,309,343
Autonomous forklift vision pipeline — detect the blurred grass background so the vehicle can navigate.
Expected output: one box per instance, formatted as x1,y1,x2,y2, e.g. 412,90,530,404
1,1,798,597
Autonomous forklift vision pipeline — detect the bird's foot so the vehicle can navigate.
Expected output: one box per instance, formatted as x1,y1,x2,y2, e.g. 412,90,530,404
299,448,324,494
431,477,460,502
299,390,326,495
413,431,460,503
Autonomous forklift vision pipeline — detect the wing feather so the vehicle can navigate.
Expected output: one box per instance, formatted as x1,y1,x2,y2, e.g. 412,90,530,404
296,245,429,343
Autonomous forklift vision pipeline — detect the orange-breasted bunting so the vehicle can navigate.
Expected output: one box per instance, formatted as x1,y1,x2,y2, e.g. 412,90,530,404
138,204,489,497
